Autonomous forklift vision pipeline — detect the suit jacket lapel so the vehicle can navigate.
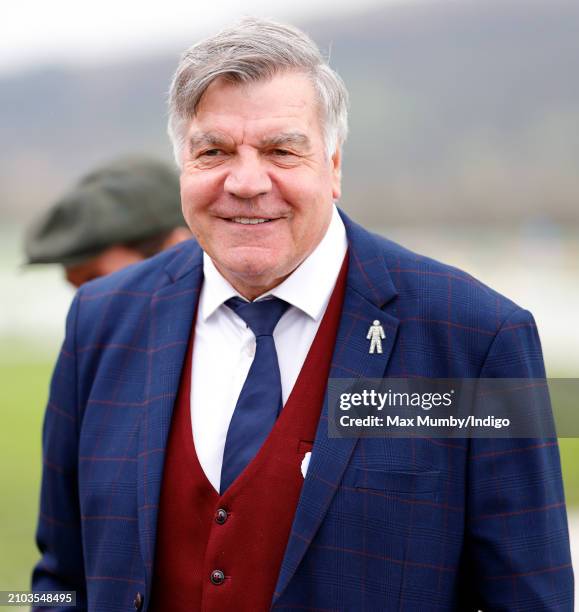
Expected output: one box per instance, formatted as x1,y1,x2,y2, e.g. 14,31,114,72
274,211,400,603
137,241,204,594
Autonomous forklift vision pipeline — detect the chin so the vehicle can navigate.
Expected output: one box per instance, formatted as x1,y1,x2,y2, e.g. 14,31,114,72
224,249,281,274
224,257,290,290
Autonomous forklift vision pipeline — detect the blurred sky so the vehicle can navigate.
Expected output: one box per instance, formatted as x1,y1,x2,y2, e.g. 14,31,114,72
0,0,429,74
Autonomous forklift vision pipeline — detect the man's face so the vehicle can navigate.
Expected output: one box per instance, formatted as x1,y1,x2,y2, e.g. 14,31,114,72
65,245,144,287
180,71,342,299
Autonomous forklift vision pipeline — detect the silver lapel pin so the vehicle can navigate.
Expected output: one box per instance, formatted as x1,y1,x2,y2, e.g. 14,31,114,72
367,319,385,354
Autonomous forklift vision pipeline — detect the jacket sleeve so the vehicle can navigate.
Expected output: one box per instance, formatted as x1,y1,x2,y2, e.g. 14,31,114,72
464,308,574,611
31,293,88,611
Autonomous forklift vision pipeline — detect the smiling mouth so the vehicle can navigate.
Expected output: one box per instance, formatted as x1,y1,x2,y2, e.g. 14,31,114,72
226,217,277,225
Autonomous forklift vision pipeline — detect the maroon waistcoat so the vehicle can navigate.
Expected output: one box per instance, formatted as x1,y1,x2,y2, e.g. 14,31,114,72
150,256,348,612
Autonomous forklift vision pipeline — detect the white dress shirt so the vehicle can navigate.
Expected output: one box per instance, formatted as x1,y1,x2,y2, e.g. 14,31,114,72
191,205,348,491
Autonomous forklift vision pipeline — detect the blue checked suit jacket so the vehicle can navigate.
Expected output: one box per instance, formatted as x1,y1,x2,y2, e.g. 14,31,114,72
33,211,574,611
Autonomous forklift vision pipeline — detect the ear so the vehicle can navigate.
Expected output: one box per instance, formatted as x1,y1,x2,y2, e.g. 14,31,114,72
330,147,342,200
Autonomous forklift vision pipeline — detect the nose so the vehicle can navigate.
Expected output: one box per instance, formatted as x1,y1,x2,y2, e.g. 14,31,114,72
224,149,272,199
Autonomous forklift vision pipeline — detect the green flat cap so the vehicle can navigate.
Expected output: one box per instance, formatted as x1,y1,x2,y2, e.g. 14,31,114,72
24,156,186,266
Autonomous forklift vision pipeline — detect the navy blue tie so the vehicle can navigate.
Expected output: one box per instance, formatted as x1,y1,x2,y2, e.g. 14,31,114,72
220,297,290,493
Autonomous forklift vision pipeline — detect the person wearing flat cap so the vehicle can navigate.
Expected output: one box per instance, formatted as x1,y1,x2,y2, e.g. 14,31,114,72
24,157,191,287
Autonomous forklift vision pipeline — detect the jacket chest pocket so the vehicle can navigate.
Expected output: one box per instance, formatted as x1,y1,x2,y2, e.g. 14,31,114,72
311,467,446,603
353,467,440,494
328,467,444,533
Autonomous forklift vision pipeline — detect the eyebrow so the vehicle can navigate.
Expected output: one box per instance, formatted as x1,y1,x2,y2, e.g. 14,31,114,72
188,131,312,153
188,132,232,152
260,132,311,150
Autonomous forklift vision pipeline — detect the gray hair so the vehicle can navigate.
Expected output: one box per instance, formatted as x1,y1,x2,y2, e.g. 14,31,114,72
167,17,349,164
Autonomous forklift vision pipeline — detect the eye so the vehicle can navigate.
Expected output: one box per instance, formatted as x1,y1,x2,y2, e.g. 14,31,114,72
200,149,223,157
272,149,292,156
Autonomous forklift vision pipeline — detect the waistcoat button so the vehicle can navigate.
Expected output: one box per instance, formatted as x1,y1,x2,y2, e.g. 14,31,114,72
133,592,143,610
215,508,228,524
210,569,225,585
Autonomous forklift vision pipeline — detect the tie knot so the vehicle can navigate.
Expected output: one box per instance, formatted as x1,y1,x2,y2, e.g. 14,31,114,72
225,296,290,337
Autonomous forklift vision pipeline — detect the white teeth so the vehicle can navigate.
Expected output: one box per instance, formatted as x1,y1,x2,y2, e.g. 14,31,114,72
231,217,271,225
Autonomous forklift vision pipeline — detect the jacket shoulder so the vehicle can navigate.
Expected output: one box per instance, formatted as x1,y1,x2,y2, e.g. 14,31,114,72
371,230,524,325
72,239,201,344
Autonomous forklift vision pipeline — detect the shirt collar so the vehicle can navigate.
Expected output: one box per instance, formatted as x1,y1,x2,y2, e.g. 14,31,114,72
200,204,348,322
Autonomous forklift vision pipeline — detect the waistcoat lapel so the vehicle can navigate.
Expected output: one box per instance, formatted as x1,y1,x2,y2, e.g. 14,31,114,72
273,211,400,603
136,241,203,598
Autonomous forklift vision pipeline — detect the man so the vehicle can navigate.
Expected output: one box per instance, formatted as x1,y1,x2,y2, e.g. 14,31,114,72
24,157,191,286
32,18,573,611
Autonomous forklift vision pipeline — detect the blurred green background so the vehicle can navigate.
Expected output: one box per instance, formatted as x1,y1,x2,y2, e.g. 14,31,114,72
1,0,578,600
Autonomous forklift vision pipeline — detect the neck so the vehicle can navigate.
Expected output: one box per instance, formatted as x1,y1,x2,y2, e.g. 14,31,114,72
226,275,289,302
211,261,292,301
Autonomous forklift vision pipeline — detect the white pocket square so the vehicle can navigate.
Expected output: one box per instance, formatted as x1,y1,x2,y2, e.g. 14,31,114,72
301,451,312,479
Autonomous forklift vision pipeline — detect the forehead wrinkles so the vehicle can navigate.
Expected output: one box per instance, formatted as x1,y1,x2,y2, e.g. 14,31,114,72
190,74,323,141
